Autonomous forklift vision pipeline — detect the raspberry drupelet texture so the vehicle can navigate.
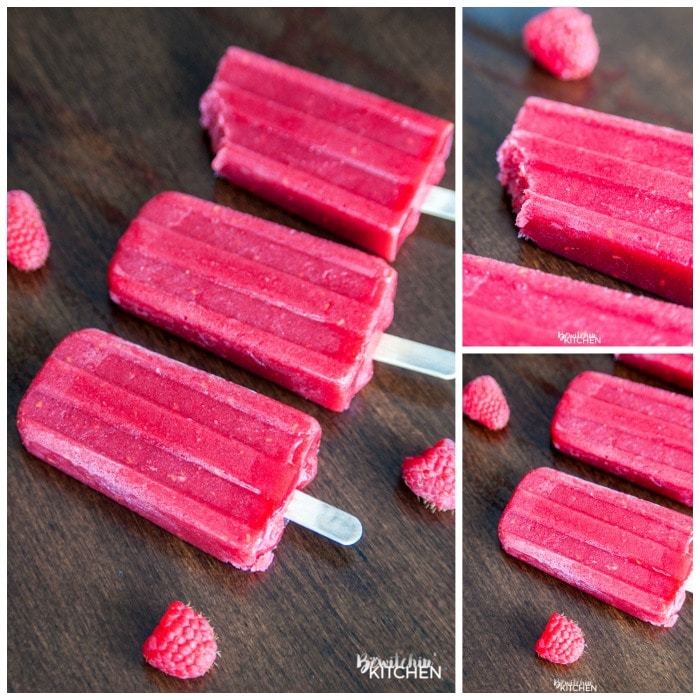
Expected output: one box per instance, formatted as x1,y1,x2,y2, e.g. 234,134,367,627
535,612,585,664
402,438,455,512
463,375,510,430
7,190,51,271
523,7,599,80
143,601,218,679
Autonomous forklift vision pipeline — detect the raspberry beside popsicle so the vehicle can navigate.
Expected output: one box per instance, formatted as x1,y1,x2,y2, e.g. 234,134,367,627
499,467,693,627
109,192,454,412
551,371,692,507
17,329,361,573
498,97,692,306
200,46,454,261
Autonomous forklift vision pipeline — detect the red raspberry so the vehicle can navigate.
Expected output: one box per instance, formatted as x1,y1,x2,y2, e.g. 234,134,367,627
402,438,455,512
463,375,510,430
7,189,51,271
523,7,599,80
535,613,585,664
143,601,218,679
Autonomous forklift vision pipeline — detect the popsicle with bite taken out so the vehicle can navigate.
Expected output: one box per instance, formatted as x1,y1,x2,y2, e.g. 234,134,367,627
199,46,455,261
497,97,693,306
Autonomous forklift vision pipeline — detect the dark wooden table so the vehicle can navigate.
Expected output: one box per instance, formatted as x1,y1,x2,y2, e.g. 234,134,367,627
8,8,455,692
463,7,692,299
462,353,692,692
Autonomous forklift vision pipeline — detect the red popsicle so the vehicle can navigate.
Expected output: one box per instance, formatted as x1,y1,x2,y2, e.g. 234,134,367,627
109,192,397,412
499,467,693,627
462,254,692,347
551,371,693,507
200,46,454,261
17,329,361,572
615,353,693,392
498,97,693,306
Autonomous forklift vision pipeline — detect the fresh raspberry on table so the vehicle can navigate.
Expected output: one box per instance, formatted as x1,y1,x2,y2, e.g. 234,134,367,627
535,612,585,664
463,375,510,430
523,7,599,80
143,601,218,679
402,438,455,512
7,189,51,271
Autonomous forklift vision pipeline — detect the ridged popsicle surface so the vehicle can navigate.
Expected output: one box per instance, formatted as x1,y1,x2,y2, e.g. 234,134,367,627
17,329,321,571
499,467,692,627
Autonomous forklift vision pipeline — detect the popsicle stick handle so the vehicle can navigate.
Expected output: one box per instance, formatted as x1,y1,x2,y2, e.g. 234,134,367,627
285,490,363,546
374,333,455,380
685,570,693,593
421,185,456,221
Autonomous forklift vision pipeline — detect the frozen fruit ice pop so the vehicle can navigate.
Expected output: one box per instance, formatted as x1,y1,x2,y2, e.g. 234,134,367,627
551,371,692,507
199,46,454,261
462,254,692,347
108,192,397,412
499,467,693,627
615,353,692,392
498,97,693,306
16,328,323,572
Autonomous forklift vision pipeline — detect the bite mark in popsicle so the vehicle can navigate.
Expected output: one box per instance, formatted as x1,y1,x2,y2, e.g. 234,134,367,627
551,371,693,507
499,467,693,627
17,329,361,573
199,46,454,261
498,97,692,306
108,192,454,412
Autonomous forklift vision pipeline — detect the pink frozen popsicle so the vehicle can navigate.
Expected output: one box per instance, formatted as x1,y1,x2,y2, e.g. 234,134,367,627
109,192,453,412
17,329,361,573
499,467,693,627
462,254,692,347
615,353,692,392
551,371,692,507
199,46,454,261
498,97,692,306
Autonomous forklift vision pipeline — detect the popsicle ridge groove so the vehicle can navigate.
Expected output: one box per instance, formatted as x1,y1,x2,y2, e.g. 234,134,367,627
137,201,397,296
41,357,300,505
520,98,692,177
498,97,693,305
212,47,445,154
113,246,375,367
24,388,288,531
558,395,692,458
130,220,386,327
502,518,687,626
513,484,692,556
513,151,692,241
206,86,421,209
199,46,453,260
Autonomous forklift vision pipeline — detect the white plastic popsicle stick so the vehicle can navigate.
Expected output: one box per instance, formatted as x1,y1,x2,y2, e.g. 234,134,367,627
685,570,693,593
421,185,456,221
285,490,363,546
373,333,455,380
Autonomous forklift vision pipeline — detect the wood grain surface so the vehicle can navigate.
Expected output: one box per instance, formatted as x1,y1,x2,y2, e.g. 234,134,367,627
8,8,455,692
463,6,692,300
463,353,692,692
